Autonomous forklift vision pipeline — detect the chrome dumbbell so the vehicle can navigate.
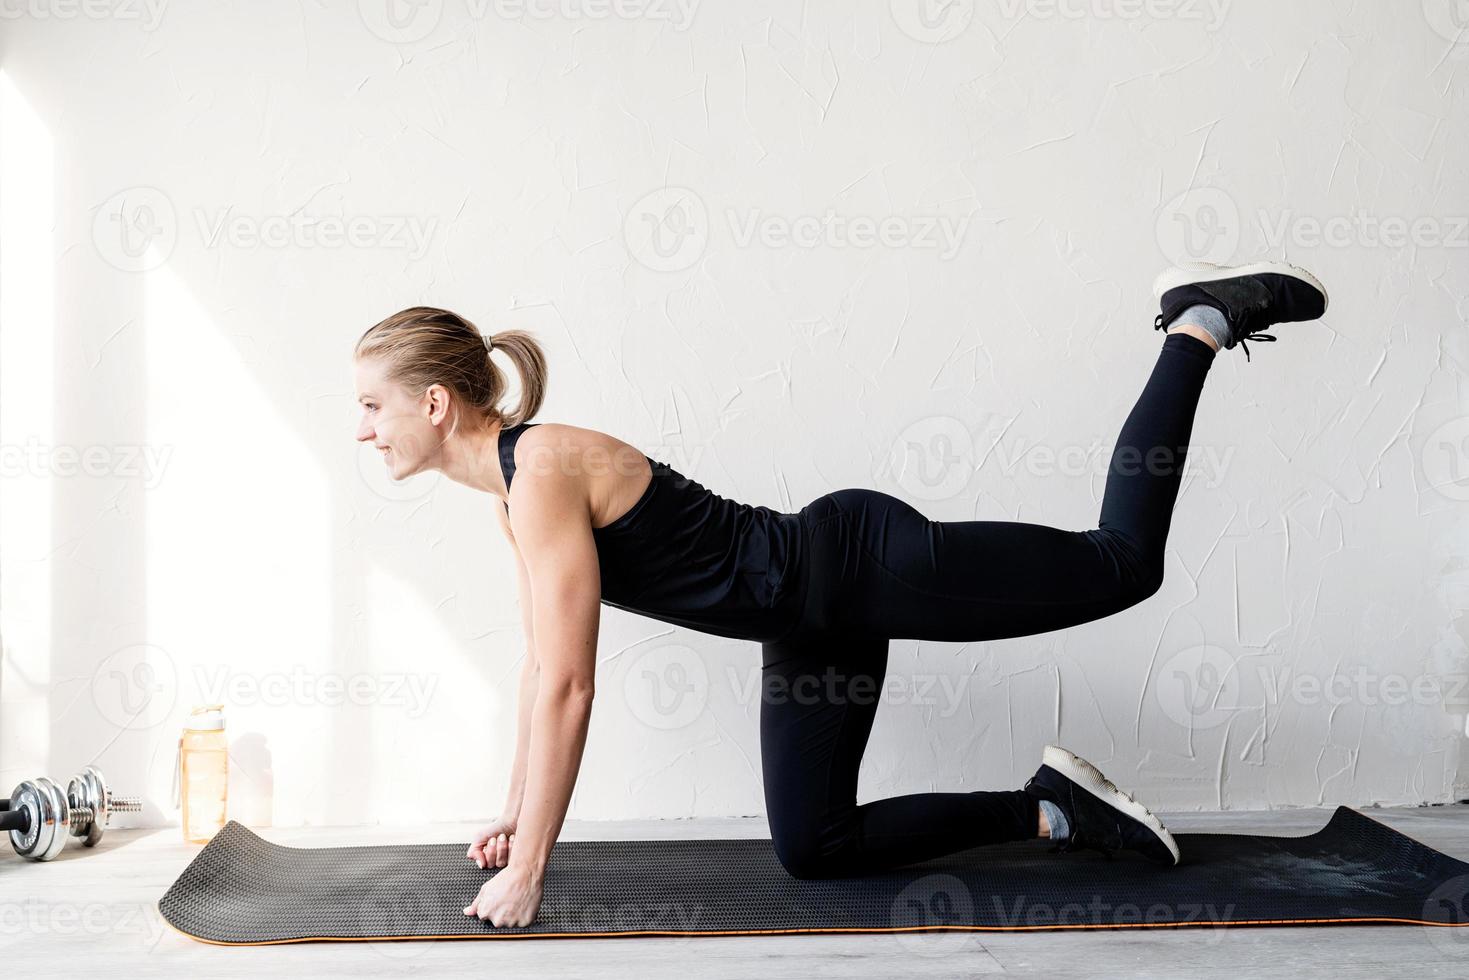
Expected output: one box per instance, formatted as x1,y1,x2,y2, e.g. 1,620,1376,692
2,767,140,861
2,778,88,861
66,765,141,849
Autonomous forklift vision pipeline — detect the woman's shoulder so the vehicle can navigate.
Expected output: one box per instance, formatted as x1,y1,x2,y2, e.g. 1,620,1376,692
512,422,650,484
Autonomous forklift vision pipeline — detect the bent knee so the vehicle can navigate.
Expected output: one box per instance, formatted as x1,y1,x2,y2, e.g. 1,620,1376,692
1121,565,1165,607
771,833,845,881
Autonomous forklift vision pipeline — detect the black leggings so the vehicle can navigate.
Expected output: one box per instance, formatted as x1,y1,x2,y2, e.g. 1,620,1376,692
761,331,1216,879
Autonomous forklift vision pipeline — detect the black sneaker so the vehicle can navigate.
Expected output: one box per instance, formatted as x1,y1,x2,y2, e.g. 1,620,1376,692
1023,744,1180,866
1151,260,1329,362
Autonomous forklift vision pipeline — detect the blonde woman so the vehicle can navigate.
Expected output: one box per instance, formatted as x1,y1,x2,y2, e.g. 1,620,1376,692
353,260,1327,927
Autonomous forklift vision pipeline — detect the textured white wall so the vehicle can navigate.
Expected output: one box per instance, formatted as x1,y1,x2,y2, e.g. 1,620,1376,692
1,1,1467,831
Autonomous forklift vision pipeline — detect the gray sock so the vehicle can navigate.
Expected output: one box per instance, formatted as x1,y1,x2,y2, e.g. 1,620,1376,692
1039,799,1070,841
1164,302,1230,352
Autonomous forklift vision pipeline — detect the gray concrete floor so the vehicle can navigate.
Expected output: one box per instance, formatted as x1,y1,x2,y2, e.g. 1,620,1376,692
4,805,1469,978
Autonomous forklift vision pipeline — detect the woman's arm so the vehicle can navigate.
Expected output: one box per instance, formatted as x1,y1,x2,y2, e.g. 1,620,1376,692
499,502,541,822
501,468,601,882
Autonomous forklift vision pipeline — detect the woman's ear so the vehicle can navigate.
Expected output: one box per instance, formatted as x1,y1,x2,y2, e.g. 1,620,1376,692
424,383,453,426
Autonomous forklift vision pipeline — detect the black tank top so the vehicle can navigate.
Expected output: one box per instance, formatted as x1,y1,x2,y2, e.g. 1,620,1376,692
498,422,808,643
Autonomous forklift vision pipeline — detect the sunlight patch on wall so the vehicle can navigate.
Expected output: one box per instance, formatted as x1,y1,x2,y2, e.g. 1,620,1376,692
364,559,502,824
144,261,331,822
0,70,54,770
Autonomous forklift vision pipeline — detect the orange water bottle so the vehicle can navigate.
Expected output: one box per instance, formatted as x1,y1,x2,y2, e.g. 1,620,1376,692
175,704,228,843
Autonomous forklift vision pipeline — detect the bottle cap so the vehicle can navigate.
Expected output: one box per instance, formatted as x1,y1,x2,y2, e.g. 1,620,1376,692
185,704,226,731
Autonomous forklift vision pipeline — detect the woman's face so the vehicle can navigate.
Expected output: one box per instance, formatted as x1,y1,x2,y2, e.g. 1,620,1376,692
355,357,439,481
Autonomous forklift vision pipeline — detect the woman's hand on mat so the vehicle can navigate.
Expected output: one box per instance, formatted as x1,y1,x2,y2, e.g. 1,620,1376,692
463,862,543,927
467,817,518,869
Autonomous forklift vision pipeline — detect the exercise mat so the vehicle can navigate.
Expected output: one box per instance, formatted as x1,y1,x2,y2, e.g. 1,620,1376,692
159,807,1469,944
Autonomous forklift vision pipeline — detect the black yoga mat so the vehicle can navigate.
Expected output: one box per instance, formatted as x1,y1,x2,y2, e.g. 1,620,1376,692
159,808,1469,944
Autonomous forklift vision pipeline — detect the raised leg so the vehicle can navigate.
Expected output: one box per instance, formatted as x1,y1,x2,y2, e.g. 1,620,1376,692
824,331,1217,642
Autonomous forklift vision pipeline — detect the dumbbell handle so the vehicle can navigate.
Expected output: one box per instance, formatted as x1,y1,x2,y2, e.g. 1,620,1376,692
2,804,94,836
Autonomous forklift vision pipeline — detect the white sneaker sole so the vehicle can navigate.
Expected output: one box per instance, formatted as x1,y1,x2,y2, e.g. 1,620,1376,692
1151,260,1330,315
1043,744,1180,866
